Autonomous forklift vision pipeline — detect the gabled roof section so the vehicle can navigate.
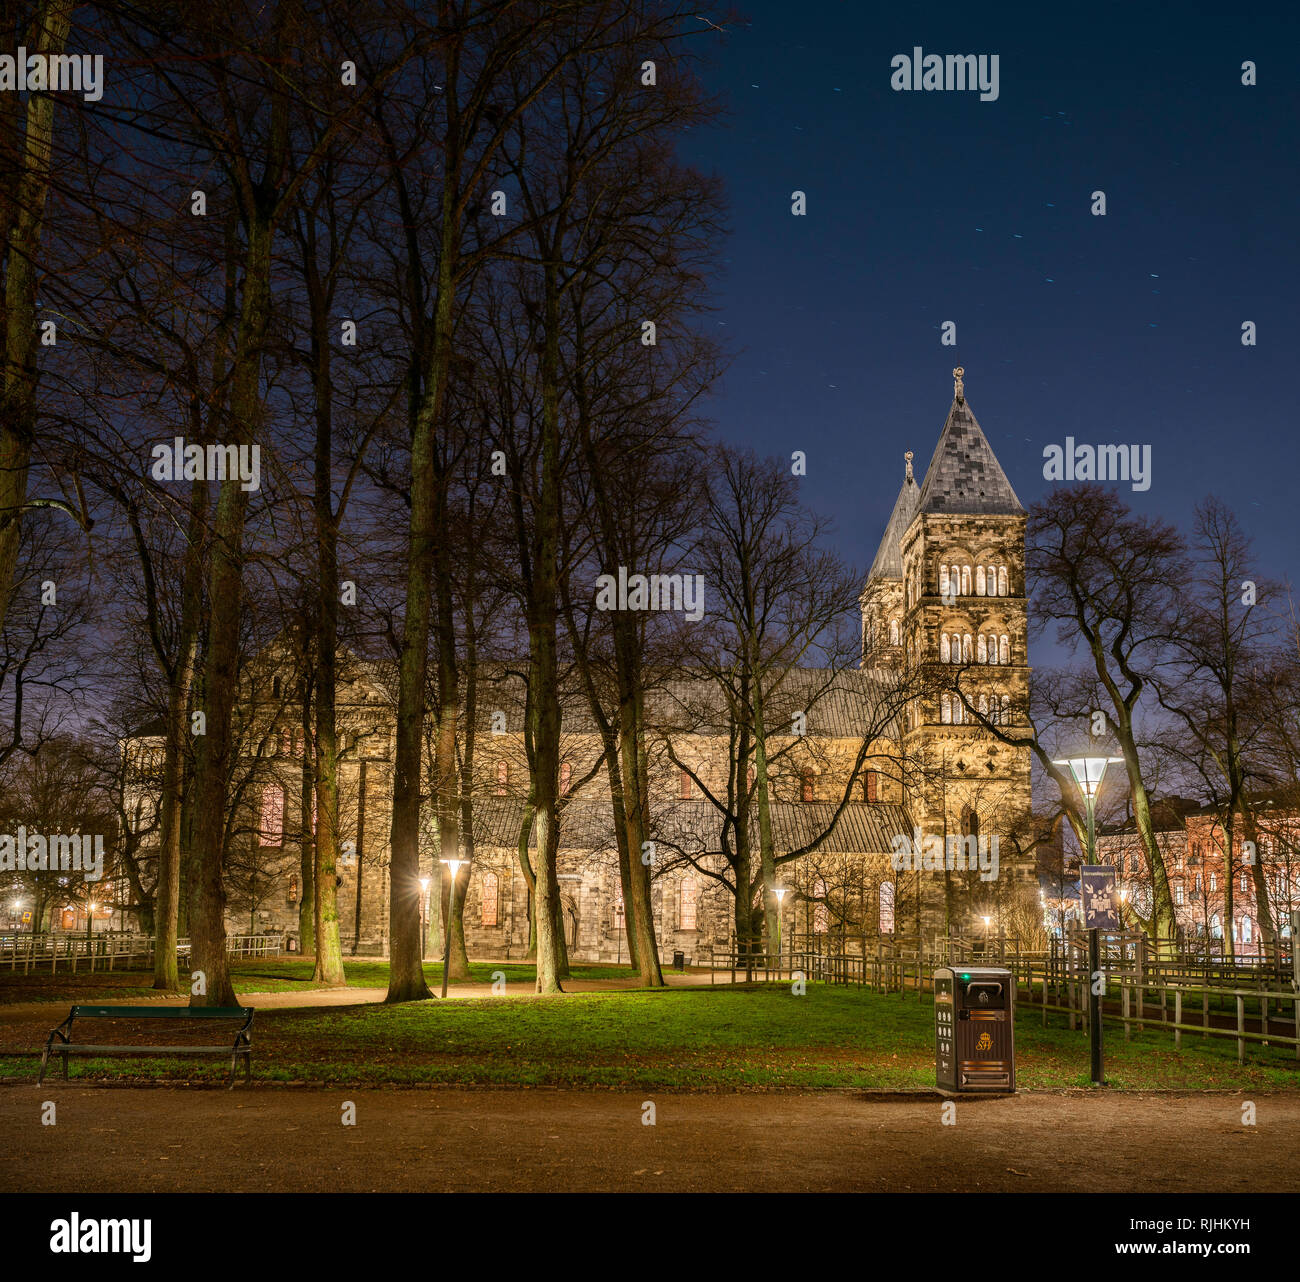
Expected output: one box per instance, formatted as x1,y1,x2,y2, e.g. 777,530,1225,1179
867,457,920,581
914,393,1024,516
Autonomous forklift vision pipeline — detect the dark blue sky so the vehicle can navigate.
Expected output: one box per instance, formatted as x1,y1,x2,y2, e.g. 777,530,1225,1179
681,2,1299,630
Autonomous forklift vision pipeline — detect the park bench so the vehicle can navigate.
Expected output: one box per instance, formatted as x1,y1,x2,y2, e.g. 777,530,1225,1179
40,1005,254,1088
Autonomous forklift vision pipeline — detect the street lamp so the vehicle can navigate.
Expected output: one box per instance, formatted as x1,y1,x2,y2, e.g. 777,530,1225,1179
772,886,787,966
439,859,465,999
982,914,991,954
418,877,430,962
1053,754,1123,1086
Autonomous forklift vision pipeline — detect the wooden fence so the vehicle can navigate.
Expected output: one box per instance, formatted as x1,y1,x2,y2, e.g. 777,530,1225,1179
0,931,285,973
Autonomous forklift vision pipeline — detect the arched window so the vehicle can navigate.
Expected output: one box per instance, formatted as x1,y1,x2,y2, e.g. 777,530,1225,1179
879,881,896,934
976,565,986,596
987,565,997,595
978,693,988,719
1241,916,1253,944
999,635,1010,665
940,633,950,663
481,871,500,927
1175,881,1184,905
679,769,692,800
813,877,828,934
287,873,299,903
889,618,900,646
1210,913,1221,938
952,698,964,726
977,634,987,663
258,783,285,846
800,771,815,802
941,693,952,724
940,564,950,595
1000,694,1010,722
496,761,509,795
997,566,1008,596
1209,872,1217,892
680,878,698,930
559,761,572,796
962,634,972,663
960,565,971,596
863,769,878,802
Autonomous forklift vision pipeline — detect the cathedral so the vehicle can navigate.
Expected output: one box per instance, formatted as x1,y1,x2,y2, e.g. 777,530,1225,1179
122,371,1036,961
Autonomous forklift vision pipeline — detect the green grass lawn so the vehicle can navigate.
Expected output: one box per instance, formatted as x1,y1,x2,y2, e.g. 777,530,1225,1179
8,982,1299,1091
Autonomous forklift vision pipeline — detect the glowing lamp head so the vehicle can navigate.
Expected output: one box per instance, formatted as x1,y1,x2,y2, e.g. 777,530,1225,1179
1053,755,1124,799
418,877,430,895
441,858,465,880
772,886,787,906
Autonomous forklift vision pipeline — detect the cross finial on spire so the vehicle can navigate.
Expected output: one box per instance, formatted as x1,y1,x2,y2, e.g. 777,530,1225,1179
904,450,914,482
953,366,965,400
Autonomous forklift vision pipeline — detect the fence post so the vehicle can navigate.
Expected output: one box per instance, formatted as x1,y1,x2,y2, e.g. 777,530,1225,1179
1203,990,1209,1039
1122,984,1130,1041
1236,994,1245,1064
1174,989,1181,1049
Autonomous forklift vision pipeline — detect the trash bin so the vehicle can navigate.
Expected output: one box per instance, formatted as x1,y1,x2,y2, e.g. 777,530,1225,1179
672,950,685,971
934,966,1015,1093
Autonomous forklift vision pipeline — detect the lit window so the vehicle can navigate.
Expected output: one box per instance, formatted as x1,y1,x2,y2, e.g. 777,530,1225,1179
941,693,952,724
976,565,986,596
977,634,987,663
481,871,500,927
863,770,878,803
1209,872,1217,892
495,761,509,795
978,693,988,719
1175,882,1184,905
997,566,1008,596
1000,694,1010,722
613,885,625,929
801,772,815,802
880,882,895,934
889,618,900,646
962,634,972,663
680,878,698,930
560,762,572,796
941,633,951,662
679,768,692,800
287,874,298,903
813,877,828,933
940,564,950,595
960,565,971,596
999,634,1010,665
259,783,285,846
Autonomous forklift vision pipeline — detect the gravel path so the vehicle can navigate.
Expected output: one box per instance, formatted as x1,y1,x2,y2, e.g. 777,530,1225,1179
1,1087,1294,1193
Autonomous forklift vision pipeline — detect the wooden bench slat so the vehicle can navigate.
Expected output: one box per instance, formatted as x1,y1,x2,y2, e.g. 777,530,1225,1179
56,1046,245,1056
71,1005,252,1019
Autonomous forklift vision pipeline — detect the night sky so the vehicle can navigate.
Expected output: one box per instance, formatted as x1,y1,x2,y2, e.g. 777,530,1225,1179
680,2,1299,643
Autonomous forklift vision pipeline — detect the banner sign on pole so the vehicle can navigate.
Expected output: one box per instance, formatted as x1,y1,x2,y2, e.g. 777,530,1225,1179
1080,865,1119,931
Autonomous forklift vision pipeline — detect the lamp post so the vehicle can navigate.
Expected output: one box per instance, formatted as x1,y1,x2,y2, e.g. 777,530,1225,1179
440,859,465,999
981,914,991,956
772,886,787,969
1053,754,1123,1087
418,877,430,963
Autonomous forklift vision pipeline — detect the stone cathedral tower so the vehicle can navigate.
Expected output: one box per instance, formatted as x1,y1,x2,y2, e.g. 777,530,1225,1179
862,369,1034,935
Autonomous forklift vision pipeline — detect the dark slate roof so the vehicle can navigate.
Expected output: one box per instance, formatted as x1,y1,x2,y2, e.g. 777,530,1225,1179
867,464,920,581
914,396,1024,516
472,797,913,856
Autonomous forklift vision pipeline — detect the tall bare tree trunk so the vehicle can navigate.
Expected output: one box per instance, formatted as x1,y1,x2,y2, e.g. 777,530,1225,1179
0,0,72,637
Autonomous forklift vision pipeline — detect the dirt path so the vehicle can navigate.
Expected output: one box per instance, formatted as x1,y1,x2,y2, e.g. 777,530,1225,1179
1,1087,1295,1193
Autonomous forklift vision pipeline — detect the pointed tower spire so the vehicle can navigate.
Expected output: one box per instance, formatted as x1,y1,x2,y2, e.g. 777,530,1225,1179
867,450,920,581
914,372,1023,515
